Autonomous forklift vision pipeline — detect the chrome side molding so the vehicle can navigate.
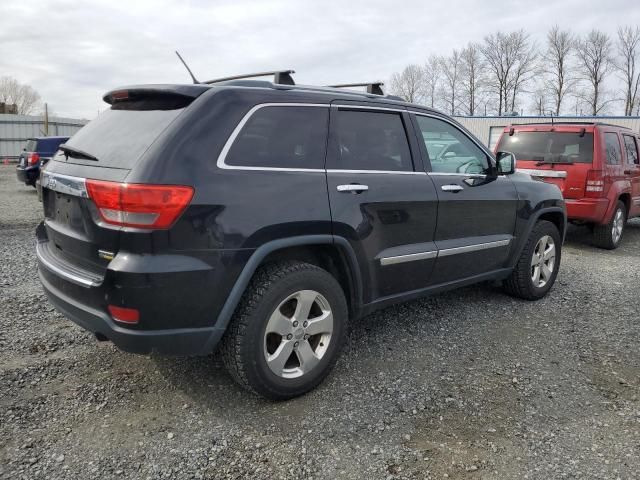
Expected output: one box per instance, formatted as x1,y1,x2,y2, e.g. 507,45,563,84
380,239,511,265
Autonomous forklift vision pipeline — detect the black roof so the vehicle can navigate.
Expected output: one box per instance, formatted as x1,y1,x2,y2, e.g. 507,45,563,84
102,80,442,116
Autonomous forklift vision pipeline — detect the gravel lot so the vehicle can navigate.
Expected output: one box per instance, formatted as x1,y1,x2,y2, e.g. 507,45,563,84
1,164,639,480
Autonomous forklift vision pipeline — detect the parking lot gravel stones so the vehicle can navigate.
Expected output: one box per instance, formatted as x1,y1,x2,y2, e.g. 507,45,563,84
1,165,639,479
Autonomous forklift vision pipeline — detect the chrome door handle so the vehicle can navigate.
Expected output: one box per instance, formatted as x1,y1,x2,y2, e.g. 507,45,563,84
337,184,369,193
441,184,464,192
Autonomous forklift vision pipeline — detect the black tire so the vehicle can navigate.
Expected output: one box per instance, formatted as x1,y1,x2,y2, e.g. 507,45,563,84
503,220,562,300
592,201,626,250
221,261,348,400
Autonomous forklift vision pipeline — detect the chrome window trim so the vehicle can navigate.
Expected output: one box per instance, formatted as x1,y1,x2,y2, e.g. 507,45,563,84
36,243,100,288
427,172,487,178
517,168,568,179
379,239,511,265
327,169,426,175
41,172,88,198
216,103,329,172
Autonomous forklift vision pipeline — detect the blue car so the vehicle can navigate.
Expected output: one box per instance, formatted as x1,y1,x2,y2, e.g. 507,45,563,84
16,136,69,187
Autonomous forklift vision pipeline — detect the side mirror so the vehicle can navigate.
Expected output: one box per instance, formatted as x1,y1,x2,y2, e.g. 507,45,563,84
496,151,516,175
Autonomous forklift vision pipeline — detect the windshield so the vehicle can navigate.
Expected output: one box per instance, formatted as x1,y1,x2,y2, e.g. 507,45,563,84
497,131,594,164
55,107,183,169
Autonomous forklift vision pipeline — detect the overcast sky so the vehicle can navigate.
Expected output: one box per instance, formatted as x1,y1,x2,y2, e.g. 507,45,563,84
2,0,639,119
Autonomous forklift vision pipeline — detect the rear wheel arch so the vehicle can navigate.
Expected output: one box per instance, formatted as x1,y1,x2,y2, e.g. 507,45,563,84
618,192,631,216
213,236,362,341
260,243,361,318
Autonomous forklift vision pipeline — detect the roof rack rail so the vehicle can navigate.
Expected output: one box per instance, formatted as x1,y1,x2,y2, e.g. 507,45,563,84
327,82,385,96
202,69,295,86
509,121,631,129
175,52,295,86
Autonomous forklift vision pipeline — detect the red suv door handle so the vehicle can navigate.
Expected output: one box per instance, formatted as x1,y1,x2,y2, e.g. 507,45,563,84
624,170,632,174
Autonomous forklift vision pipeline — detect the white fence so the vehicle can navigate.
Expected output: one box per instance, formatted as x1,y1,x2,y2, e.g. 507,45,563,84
0,114,87,161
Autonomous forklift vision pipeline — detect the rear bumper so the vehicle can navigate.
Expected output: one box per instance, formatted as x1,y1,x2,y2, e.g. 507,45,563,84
39,268,225,355
16,165,39,184
565,198,609,223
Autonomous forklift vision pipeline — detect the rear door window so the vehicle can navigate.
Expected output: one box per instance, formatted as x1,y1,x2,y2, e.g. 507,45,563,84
329,110,413,172
623,135,639,165
604,132,622,165
496,131,594,163
225,106,329,169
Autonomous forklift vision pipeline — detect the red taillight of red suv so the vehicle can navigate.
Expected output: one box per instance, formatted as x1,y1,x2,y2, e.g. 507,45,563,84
27,153,40,166
85,180,194,229
584,170,605,198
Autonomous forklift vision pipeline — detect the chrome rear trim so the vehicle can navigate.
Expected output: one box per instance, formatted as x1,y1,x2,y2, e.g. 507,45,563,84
41,172,88,198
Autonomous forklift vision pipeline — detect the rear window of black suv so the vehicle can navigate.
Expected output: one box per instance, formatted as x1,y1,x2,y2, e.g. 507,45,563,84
54,107,183,169
224,105,329,170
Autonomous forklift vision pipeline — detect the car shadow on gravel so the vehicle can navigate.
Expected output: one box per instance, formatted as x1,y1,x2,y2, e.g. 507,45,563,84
564,218,640,249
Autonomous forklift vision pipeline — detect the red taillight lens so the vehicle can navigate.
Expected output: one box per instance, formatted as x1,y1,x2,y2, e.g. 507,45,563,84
28,153,40,165
85,180,194,229
585,170,604,198
108,305,139,324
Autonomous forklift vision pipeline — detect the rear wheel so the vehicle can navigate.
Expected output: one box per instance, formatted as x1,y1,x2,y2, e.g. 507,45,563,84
221,261,347,400
503,220,561,300
592,201,626,250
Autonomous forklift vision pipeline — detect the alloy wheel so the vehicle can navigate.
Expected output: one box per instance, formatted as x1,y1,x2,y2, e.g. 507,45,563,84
611,208,625,245
263,290,333,379
531,235,556,288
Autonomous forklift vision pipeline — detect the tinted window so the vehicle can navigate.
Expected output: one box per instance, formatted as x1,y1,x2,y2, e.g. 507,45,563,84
37,137,69,153
416,116,489,174
623,135,639,165
331,110,413,172
604,132,622,165
496,131,594,164
24,139,37,152
226,106,329,169
56,108,183,168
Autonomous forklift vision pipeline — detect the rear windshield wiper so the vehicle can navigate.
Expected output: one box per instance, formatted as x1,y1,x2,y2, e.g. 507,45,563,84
535,159,574,166
59,144,99,162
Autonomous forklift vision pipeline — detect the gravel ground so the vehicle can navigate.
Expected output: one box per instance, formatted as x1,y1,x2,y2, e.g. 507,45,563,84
1,164,639,480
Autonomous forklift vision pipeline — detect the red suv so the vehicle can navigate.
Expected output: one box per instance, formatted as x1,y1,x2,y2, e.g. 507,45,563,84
496,122,640,249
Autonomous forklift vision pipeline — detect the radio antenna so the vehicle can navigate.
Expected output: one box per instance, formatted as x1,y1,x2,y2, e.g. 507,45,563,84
175,51,200,84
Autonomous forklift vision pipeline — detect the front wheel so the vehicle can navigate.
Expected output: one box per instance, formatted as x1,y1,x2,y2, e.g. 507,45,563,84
592,201,626,250
503,220,562,300
221,261,348,400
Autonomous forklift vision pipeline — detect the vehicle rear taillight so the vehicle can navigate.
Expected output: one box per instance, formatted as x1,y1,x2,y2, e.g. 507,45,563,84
108,305,139,324
27,153,40,166
85,180,194,229
585,170,605,198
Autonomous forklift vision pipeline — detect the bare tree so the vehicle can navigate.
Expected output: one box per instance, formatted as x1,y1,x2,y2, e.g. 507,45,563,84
481,30,536,115
440,50,462,115
423,54,441,109
616,26,640,116
459,43,485,115
508,32,537,113
0,76,41,115
575,30,614,115
389,64,425,103
543,26,576,115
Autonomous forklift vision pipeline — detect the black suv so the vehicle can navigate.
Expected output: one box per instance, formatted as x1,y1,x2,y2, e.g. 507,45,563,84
36,74,566,399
